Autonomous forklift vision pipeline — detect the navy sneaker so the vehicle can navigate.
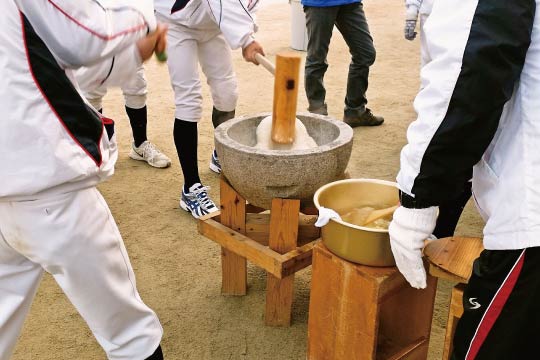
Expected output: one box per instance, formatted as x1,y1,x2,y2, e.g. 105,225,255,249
209,149,221,174
180,183,219,219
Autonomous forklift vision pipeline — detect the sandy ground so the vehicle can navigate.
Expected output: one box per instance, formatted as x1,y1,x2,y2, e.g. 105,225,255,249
12,1,485,359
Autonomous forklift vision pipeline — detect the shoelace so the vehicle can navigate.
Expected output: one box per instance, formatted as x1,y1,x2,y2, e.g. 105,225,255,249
140,142,161,160
191,185,214,209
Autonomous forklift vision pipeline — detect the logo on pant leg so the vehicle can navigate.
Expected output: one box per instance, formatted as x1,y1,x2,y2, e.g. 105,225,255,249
468,297,481,310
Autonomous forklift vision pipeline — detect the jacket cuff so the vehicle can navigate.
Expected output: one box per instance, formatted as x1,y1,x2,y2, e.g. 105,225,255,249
399,190,437,209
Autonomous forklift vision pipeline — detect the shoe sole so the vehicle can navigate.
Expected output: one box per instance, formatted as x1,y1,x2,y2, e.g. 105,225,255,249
129,150,171,169
209,162,221,174
343,119,384,128
180,200,219,219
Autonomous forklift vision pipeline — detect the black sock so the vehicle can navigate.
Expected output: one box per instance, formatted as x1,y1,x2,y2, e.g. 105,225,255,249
145,345,163,360
211,107,235,129
125,106,148,147
174,119,200,191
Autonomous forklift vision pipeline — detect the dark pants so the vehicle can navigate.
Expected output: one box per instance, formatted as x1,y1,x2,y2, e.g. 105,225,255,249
304,3,376,114
452,247,540,359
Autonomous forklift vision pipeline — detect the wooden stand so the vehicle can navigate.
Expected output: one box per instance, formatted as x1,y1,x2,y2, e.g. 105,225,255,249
424,237,483,360
307,242,438,360
198,177,321,326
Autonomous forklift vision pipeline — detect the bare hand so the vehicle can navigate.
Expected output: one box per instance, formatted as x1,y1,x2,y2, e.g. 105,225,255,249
242,41,265,65
137,23,168,62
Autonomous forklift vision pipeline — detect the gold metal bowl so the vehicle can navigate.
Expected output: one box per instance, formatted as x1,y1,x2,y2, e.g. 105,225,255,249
313,179,399,266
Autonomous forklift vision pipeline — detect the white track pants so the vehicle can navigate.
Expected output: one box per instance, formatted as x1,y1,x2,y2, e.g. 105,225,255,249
0,188,162,360
160,17,238,122
84,65,148,111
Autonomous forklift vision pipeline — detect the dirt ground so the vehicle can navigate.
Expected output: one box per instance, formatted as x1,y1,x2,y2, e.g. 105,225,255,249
12,1,485,359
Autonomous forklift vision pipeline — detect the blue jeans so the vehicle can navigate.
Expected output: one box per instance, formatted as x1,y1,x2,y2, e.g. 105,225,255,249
304,3,376,115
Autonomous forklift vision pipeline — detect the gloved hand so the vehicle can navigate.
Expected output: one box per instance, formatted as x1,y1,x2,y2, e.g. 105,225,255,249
404,5,419,40
389,205,438,289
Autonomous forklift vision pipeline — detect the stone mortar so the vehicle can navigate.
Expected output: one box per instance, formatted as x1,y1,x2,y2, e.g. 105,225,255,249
214,112,354,209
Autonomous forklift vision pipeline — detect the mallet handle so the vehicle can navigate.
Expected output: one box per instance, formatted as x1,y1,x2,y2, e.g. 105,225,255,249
255,53,276,76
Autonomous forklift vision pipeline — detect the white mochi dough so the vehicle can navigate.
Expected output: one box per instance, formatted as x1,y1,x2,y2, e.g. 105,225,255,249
255,116,318,150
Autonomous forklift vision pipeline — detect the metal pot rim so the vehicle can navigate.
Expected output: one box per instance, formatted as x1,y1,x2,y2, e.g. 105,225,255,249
313,178,398,233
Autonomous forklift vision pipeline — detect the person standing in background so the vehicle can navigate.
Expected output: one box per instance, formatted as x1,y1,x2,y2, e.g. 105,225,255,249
302,0,384,127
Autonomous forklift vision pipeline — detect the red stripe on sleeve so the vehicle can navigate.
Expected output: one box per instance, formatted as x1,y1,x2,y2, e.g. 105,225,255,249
47,0,147,41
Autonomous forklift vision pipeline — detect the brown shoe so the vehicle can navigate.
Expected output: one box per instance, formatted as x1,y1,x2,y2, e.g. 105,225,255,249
343,108,384,127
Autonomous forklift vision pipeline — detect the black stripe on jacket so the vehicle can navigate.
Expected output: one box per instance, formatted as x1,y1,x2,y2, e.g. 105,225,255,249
22,14,103,166
405,0,535,208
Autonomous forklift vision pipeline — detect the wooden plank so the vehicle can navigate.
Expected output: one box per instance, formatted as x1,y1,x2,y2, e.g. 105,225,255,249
265,198,300,326
245,213,319,247
246,203,266,214
424,237,483,283
384,337,428,360
378,274,437,360
429,264,467,284
280,240,319,278
308,243,379,359
198,210,220,222
268,198,300,253
198,219,282,278
220,178,247,295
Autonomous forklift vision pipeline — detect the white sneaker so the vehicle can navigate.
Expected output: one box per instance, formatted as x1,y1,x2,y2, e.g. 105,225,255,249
129,141,171,168
180,183,219,219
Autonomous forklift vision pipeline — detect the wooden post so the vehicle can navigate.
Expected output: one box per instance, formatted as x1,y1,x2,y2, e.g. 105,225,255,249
265,198,300,326
220,178,247,295
443,284,465,360
271,53,301,144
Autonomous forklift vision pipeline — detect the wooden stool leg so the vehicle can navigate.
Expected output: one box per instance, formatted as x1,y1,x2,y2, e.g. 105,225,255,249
443,284,465,360
220,178,247,295
265,198,300,326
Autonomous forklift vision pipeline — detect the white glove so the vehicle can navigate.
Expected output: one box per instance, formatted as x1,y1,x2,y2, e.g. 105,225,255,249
389,205,438,289
404,5,419,40
315,207,342,227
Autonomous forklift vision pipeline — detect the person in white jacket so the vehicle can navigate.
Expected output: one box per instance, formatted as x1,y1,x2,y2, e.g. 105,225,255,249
391,0,540,358
404,0,473,241
154,0,264,219
0,1,165,358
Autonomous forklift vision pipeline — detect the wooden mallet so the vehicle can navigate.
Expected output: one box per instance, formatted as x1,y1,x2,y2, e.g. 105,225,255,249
255,52,302,144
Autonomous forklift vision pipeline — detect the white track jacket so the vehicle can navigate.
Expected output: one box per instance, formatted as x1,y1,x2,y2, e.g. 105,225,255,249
154,0,257,49
0,0,155,201
397,0,540,250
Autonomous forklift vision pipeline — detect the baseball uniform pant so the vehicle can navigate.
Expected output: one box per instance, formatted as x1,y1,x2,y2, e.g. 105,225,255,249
84,65,148,111
0,187,162,360
160,17,238,122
